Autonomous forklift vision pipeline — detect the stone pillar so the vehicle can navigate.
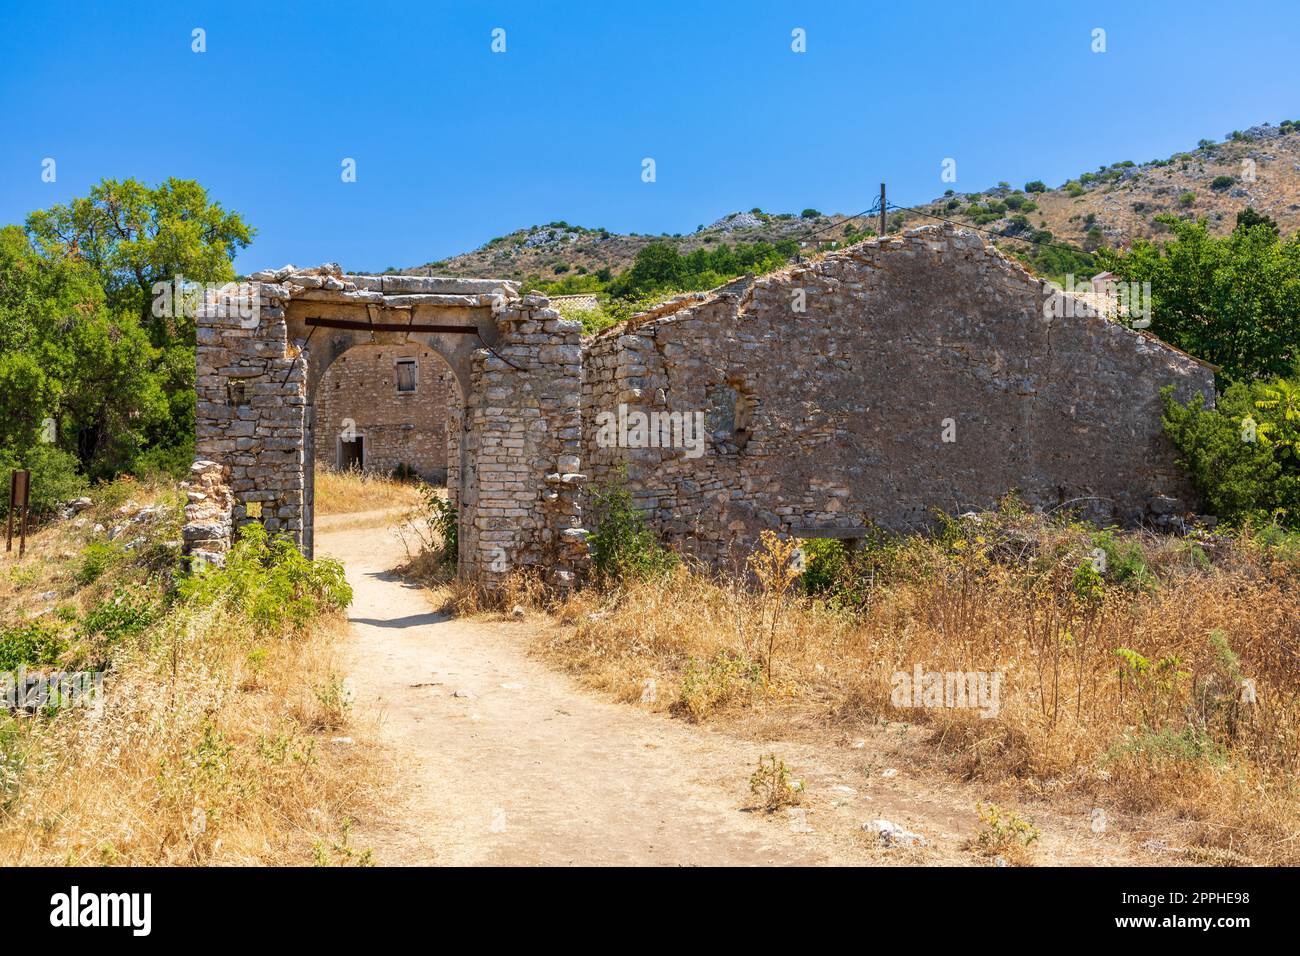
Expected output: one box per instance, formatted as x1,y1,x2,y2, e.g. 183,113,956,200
462,293,589,586
180,459,234,567
193,282,306,549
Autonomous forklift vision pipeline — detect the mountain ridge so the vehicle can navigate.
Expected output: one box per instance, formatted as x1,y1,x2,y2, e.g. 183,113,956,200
390,118,1300,283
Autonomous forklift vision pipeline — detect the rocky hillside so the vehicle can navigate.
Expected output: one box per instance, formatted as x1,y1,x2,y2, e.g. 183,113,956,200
396,210,876,282
396,119,1300,280
906,120,1300,250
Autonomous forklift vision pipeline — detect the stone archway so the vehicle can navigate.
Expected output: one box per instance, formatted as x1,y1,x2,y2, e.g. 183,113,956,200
302,336,464,558
311,342,459,480
186,264,589,587
287,293,488,563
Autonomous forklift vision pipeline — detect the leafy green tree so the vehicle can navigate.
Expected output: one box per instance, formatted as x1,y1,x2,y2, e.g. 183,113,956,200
0,224,166,477
14,179,252,476
1098,216,1300,381
25,177,253,337
1235,206,1279,236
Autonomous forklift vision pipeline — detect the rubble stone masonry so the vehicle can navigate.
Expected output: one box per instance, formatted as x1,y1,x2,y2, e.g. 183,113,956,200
582,225,1216,572
187,225,1214,585
313,343,457,481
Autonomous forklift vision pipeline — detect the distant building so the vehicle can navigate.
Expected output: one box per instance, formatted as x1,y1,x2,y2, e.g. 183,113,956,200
1090,271,1118,293
313,344,457,483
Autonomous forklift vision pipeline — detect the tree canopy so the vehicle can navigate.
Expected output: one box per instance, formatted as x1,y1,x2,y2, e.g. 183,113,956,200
1098,215,1300,381
2,178,253,484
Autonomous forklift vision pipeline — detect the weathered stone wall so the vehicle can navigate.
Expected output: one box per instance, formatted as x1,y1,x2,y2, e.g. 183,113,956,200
193,280,305,540
463,294,589,588
313,343,457,482
181,459,234,567
582,224,1215,572
188,264,587,584
188,225,1214,585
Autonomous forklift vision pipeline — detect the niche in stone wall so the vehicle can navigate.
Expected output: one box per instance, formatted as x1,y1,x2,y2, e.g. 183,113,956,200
705,380,753,454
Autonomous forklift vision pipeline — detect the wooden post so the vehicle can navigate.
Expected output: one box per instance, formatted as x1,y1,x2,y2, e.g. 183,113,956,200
4,471,13,554
19,471,29,559
8,470,30,558
879,183,887,236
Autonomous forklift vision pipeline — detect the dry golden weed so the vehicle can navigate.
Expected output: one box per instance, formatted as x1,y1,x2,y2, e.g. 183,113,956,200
314,467,424,517
0,483,380,866
512,513,1300,865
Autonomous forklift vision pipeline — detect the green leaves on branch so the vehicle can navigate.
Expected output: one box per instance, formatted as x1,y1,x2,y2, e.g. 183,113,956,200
1099,216,1300,382
1162,379,1300,528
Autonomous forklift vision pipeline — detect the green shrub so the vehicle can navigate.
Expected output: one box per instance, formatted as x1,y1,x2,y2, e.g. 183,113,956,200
0,622,65,670
130,438,194,480
799,538,849,594
587,477,676,584
179,523,352,632
427,491,458,564
79,587,156,644
1089,528,1157,592
1162,383,1300,527
75,541,119,586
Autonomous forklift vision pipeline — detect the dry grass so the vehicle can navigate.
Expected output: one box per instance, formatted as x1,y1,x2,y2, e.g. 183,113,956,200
314,468,424,517
480,507,1300,865
0,479,380,866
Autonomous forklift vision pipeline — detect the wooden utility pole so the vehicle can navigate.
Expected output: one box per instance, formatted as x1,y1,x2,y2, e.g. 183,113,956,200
879,183,887,236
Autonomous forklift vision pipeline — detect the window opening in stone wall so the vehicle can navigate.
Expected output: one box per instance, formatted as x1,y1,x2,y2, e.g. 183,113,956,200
705,381,753,453
396,359,418,394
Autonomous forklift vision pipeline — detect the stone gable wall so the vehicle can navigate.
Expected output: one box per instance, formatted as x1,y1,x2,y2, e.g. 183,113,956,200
188,225,1214,585
581,225,1215,572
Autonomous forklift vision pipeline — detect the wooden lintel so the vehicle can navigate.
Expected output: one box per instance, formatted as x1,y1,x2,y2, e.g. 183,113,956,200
304,316,480,335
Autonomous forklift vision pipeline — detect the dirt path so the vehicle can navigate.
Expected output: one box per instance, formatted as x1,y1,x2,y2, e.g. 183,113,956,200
319,521,1160,867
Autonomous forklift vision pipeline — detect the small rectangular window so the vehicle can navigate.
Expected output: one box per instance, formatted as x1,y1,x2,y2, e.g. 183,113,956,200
396,360,418,393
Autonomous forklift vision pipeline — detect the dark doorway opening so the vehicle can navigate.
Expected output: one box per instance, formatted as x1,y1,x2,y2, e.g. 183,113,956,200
339,436,364,471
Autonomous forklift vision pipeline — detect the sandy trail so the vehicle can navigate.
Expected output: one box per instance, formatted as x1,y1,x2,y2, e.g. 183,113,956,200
318,521,1157,867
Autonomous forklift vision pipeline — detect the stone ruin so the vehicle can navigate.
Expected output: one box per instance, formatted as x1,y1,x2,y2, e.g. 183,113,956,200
184,224,1216,583
185,264,587,585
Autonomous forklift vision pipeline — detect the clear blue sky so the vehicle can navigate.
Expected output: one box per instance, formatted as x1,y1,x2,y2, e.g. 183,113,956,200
2,0,1297,274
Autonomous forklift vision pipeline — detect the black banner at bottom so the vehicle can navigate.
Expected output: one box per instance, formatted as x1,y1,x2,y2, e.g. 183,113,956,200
0,865,1277,940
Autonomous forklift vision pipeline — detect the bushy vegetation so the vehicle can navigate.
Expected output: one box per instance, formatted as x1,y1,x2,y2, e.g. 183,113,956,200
0,178,251,508
1162,375,1300,528
0,480,364,864
1006,236,1097,285
603,239,797,300
526,236,802,332
179,523,352,633
1099,215,1300,381
586,476,676,584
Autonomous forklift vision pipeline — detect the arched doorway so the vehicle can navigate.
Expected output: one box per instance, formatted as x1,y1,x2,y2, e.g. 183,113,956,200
288,297,483,564
306,339,463,547
190,266,588,587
